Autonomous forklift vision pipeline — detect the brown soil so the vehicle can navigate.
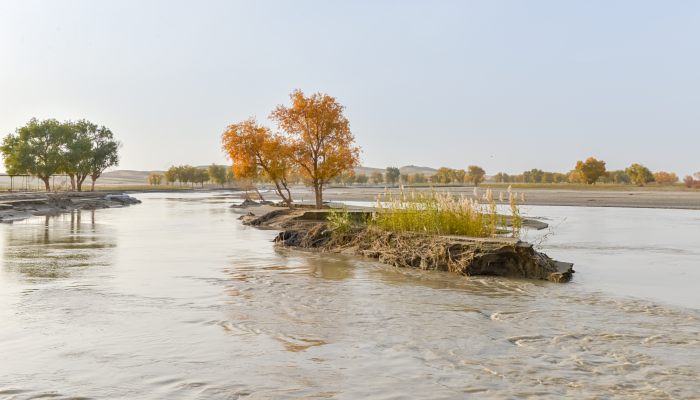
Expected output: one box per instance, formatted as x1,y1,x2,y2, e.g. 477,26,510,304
240,206,574,283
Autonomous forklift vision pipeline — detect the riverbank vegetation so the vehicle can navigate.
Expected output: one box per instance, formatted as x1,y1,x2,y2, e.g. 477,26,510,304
222,90,360,208
370,189,522,238
1,118,120,191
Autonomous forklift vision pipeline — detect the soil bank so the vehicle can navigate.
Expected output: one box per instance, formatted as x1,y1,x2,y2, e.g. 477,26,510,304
237,204,574,283
0,192,141,223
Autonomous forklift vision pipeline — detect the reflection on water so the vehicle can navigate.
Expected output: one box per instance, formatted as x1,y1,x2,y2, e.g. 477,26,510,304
0,192,698,399
2,210,115,279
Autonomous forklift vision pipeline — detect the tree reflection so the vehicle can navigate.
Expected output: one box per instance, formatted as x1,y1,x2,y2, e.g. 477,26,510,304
1,210,115,279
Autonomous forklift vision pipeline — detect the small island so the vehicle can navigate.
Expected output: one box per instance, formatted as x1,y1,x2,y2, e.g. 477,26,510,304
236,194,574,283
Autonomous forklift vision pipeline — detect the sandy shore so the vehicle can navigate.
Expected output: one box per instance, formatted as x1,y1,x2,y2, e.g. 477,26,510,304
278,186,700,210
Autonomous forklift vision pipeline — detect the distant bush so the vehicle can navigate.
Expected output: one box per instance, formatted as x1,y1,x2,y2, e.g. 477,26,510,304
654,171,678,185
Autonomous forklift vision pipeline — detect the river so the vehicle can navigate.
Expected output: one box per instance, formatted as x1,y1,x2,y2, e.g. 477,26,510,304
0,192,698,399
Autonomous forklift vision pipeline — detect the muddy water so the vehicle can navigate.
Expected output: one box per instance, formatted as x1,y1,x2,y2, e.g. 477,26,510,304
0,192,698,399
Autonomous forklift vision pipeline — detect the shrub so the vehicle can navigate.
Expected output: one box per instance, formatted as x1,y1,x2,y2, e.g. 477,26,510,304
327,207,353,235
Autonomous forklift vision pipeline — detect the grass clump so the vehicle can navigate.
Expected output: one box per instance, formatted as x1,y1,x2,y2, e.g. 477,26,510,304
371,189,521,238
327,207,353,235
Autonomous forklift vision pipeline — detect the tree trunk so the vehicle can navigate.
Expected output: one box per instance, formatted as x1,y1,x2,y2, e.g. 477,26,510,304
314,182,323,209
272,180,293,207
254,187,265,201
41,177,51,192
69,175,76,191
90,178,96,191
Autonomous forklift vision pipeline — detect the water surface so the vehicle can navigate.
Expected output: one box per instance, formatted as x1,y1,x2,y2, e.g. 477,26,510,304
0,192,698,399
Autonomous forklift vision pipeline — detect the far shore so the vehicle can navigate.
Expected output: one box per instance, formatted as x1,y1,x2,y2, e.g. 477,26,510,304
1,183,699,210
291,185,700,210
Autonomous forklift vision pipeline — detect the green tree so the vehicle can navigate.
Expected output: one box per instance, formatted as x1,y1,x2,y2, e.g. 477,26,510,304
64,120,101,191
208,164,228,187
193,168,209,187
355,173,368,184
625,163,654,186
435,167,453,184
225,167,235,185
1,118,68,191
493,172,510,183
575,157,606,184
87,125,120,190
523,169,544,183
385,167,400,185
467,165,486,186
164,166,178,185
607,170,631,184
370,171,384,184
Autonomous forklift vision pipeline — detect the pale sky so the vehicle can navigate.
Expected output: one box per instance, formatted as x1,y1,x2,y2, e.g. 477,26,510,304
1,0,698,175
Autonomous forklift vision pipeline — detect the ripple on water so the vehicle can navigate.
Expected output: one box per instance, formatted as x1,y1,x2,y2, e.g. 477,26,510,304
1,193,699,399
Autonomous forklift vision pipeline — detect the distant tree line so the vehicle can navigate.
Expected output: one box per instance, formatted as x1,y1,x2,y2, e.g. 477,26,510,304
330,158,695,189
147,164,234,188
1,118,119,191
493,157,687,187
331,166,487,187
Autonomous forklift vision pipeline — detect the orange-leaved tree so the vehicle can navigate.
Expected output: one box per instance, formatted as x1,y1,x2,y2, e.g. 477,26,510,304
221,117,295,206
271,90,360,208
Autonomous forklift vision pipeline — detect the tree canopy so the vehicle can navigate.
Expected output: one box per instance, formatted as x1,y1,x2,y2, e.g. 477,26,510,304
270,90,360,208
626,163,654,186
208,164,229,187
1,118,119,191
575,157,606,184
385,167,400,185
221,117,294,206
467,165,486,186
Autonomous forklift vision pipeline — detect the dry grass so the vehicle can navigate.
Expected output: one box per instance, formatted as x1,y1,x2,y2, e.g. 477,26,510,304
370,188,522,238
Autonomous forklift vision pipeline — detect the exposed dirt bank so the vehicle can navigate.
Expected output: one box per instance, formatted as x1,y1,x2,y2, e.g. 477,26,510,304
0,192,141,223
239,205,574,283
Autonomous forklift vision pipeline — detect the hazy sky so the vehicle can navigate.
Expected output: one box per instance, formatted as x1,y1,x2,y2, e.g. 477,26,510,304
1,0,698,175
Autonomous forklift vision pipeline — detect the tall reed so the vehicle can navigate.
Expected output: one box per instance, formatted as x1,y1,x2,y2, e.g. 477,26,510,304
371,189,521,238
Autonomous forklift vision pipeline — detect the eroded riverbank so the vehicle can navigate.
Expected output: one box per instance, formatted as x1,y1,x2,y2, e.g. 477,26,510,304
239,206,573,282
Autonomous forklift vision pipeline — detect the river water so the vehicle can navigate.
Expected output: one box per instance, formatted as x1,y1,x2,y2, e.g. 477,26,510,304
0,192,698,399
